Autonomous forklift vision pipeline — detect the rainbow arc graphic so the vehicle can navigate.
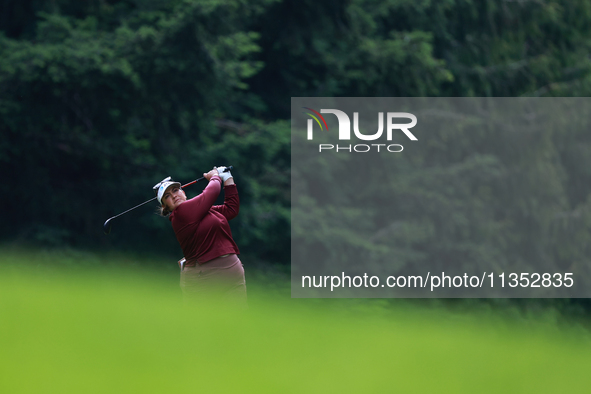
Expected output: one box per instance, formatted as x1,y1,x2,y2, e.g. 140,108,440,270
303,107,329,131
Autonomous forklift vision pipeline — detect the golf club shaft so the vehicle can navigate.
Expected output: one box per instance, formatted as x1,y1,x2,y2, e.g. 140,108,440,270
104,166,233,232
181,166,233,188
181,178,204,189
105,177,201,222
107,196,157,222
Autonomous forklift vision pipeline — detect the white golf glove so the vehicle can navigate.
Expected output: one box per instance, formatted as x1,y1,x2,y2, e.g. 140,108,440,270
216,166,233,183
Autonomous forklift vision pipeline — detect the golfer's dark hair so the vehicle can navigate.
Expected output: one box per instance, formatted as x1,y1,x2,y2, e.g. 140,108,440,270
157,205,172,217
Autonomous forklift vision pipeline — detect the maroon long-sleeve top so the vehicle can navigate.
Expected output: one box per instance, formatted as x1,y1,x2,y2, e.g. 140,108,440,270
169,175,240,264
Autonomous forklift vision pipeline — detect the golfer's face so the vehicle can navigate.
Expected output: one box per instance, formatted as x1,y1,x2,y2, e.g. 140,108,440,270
162,186,186,211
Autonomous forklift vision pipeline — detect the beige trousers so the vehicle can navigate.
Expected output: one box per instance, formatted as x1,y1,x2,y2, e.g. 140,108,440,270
180,254,247,308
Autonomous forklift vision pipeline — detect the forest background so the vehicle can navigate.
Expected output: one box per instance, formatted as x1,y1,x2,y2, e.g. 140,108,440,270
3,0,591,311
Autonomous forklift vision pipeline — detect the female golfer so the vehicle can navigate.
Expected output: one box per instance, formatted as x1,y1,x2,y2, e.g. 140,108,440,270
155,166,246,306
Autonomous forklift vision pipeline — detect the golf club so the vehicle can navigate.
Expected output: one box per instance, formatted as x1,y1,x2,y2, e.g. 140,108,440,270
103,166,233,234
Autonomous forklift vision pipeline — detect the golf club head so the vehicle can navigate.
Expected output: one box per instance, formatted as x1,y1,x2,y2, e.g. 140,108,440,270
103,219,112,235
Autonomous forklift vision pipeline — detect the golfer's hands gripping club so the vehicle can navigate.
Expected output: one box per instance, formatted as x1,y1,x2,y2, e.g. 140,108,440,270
203,167,220,181
216,166,233,183
203,166,234,185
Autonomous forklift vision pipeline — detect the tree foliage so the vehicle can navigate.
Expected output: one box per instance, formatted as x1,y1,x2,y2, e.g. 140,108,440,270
2,0,591,271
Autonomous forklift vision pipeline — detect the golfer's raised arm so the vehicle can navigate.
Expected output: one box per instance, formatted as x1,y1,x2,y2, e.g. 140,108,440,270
212,183,239,220
173,171,222,223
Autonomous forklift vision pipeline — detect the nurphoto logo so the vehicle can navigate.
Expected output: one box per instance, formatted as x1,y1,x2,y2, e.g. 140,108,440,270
303,108,418,153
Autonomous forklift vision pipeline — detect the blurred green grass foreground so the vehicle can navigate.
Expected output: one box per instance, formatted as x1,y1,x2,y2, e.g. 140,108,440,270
1,246,591,393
